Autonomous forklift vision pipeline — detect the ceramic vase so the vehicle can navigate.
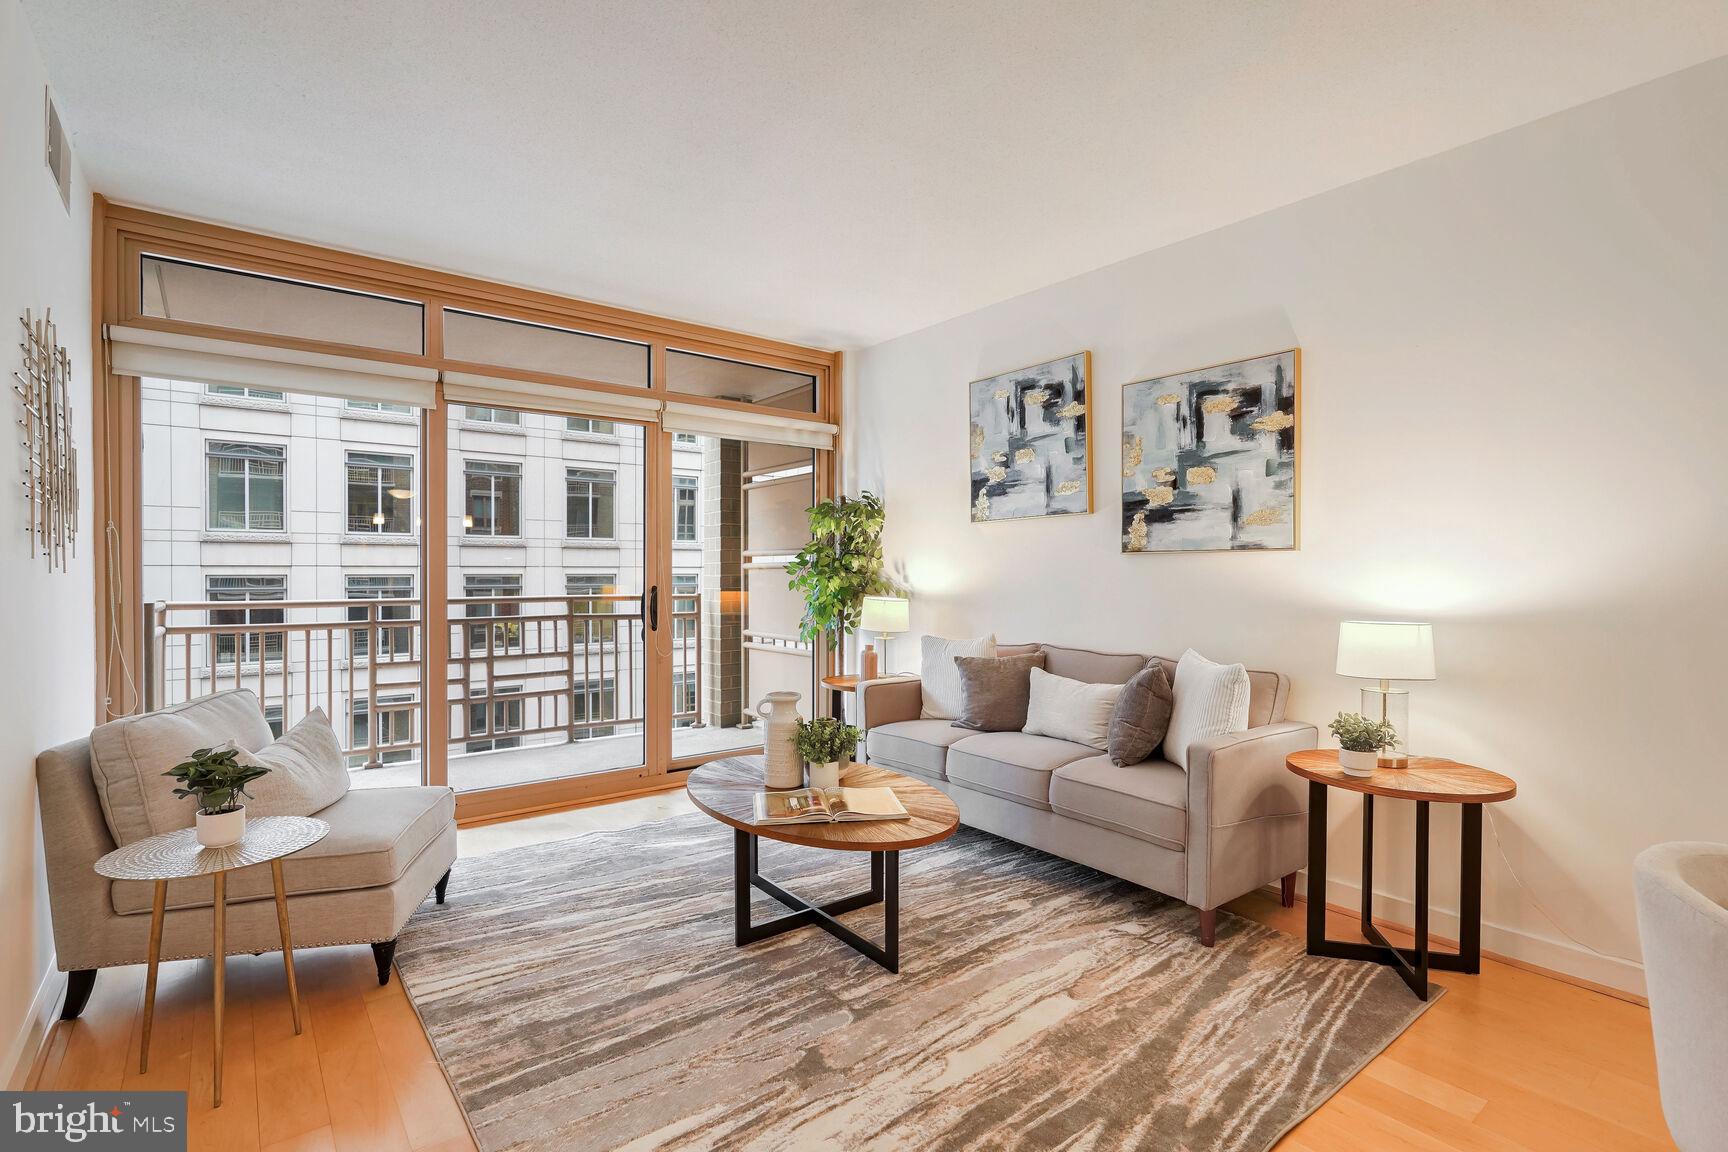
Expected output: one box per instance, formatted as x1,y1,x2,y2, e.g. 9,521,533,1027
196,805,247,848
756,691,805,789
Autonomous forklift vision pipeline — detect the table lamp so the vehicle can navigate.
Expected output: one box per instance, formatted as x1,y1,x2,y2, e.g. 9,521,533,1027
1335,620,1435,767
858,594,909,679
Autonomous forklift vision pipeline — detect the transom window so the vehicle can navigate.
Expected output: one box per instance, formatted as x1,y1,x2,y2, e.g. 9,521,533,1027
346,451,413,534
207,575,285,665
674,475,698,542
566,468,616,539
346,574,415,660
565,416,616,435
464,460,520,536
206,442,285,531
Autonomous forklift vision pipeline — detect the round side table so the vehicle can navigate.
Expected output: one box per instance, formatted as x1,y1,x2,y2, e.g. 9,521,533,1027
1286,750,1515,1001
93,815,329,1106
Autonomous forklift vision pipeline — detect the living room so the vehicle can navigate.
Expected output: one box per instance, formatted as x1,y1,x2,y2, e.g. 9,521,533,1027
3,4,1725,1151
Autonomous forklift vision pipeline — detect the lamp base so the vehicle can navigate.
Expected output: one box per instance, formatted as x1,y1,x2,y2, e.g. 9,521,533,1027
858,644,879,682
1362,685,1412,767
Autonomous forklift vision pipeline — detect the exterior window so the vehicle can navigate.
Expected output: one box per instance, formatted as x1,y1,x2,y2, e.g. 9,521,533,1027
207,575,285,665
572,677,616,741
565,468,616,539
351,692,416,766
263,704,285,739
206,442,285,531
206,382,285,402
673,475,698,542
346,574,415,660
346,399,413,415
673,572,698,642
346,451,413,534
673,432,698,445
566,573,618,644
565,416,616,435
464,460,520,536
464,573,522,653
464,405,519,426
467,685,523,752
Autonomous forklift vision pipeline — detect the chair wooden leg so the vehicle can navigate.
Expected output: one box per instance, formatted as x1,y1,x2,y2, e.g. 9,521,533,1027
372,940,397,986
1281,872,1297,908
60,969,97,1021
1198,908,1217,947
434,869,451,905
271,859,302,1035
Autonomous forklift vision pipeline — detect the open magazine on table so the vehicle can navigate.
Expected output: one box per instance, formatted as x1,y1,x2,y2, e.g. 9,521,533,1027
752,785,910,825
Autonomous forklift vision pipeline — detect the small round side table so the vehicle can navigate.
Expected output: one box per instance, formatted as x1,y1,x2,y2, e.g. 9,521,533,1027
93,815,329,1106
1286,750,1516,1001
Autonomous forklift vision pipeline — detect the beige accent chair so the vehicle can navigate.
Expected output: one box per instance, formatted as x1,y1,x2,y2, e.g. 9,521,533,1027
1633,842,1728,1152
860,643,1315,945
38,689,457,1020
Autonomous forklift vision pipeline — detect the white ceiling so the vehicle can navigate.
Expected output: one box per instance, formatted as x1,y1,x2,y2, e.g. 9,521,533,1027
21,1,1728,350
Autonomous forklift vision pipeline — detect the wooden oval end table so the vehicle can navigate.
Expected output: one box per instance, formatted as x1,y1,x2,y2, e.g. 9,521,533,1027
93,815,329,1106
1287,750,1516,1001
686,755,959,973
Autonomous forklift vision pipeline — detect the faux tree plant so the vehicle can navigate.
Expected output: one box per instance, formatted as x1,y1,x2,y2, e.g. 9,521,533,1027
785,491,895,648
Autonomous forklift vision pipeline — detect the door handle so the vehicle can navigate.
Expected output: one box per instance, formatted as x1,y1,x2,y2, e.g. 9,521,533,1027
648,585,659,631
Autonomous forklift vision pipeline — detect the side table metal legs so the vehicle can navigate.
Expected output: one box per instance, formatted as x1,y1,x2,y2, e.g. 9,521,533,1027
1305,781,1485,1001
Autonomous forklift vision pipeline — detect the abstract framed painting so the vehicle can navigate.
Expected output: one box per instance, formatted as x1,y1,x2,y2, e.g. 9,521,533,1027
1120,348,1300,553
968,351,1092,523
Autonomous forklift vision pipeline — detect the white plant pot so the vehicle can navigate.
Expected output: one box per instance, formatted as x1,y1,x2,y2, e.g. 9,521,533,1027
806,760,841,790
1337,749,1380,777
196,805,247,848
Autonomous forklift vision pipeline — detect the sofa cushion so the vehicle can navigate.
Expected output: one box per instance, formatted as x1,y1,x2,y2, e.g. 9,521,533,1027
89,689,275,846
113,785,455,915
946,732,1096,809
1038,644,1148,685
239,709,350,817
1051,755,1187,851
866,720,974,781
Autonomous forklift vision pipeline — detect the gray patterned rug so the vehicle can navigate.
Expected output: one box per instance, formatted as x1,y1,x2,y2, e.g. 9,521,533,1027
396,814,1435,1152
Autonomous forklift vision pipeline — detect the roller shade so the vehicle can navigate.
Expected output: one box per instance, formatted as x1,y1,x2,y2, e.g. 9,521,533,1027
442,370,663,422
106,324,438,408
661,401,835,451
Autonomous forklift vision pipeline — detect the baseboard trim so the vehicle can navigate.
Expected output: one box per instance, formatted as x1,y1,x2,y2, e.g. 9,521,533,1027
4,956,61,1091
1255,877,1647,1004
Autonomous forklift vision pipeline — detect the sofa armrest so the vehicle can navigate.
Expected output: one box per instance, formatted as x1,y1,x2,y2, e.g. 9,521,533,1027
1185,720,1318,909
858,676,923,731
36,738,123,971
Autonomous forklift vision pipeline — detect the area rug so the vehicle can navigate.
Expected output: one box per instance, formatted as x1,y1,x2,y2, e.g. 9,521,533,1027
396,814,1436,1152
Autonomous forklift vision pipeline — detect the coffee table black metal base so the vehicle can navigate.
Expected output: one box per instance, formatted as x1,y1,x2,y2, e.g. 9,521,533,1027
1305,781,1483,1001
733,829,900,972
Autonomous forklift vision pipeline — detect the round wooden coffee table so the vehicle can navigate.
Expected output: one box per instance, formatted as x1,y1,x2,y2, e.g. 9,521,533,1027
1287,749,1516,1001
687,755,959,973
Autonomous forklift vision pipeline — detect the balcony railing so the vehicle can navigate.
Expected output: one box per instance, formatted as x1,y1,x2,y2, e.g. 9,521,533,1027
145,592,701,770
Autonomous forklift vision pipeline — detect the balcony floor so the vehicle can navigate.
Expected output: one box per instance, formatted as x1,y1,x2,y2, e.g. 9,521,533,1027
352,724,765,792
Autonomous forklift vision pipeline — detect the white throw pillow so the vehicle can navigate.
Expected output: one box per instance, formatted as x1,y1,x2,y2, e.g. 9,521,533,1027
238,709,350,816
919,634,997,719
1022,667,1122,751
1164,648,1252,770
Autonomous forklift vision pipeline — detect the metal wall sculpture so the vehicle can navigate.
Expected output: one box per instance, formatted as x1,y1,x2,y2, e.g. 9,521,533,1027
14,308,78,570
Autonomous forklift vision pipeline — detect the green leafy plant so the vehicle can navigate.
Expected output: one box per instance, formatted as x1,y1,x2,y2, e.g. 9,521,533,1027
785,491,894,645
163,745,272,814
1328,713,1401,753
792,716,862,765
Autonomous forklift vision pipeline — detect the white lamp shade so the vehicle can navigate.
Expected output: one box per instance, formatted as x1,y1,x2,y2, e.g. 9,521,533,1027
1336,620,1436,681
859,595,909,635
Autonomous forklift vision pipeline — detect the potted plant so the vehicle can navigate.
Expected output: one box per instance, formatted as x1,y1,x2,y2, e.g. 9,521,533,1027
793,716,862,790
786,491,896,664
1328,713,1401,777
163,744,272,847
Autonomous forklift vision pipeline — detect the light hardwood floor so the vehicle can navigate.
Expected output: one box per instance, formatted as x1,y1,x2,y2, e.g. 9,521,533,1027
31,790,1676,1152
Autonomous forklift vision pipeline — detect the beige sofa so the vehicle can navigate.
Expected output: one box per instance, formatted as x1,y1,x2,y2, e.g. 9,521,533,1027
861,643,1316,944
37,689,457,1019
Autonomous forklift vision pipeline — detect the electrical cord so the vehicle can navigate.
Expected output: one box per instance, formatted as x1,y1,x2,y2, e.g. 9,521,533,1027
1483,806,1641,966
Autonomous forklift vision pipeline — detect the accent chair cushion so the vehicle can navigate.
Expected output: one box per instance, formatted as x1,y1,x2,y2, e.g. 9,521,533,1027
946,731,1095,809
113,784,455,915
88,689,275,846
919,634,997,719
1050,755,1187,850
951,651,1047,732
239,708,350,817
1108,661,1174,766
1165,649,1252,770
865,720,974,781
1022,667,1122,751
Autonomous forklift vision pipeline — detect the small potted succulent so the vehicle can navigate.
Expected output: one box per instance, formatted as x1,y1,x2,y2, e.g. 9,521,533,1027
1328,713,1401,777
164,744,272,847
793,716,862,791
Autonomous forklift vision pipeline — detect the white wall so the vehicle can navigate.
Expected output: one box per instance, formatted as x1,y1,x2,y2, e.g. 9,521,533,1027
0,0,93,1083
848,57,1728,996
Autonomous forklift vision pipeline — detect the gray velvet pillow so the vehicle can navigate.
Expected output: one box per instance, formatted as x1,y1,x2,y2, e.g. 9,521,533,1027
1108,660,1175,765
951,652,1047,732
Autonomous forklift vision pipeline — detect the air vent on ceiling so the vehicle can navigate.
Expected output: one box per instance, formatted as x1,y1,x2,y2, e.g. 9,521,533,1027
44,88,71,212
